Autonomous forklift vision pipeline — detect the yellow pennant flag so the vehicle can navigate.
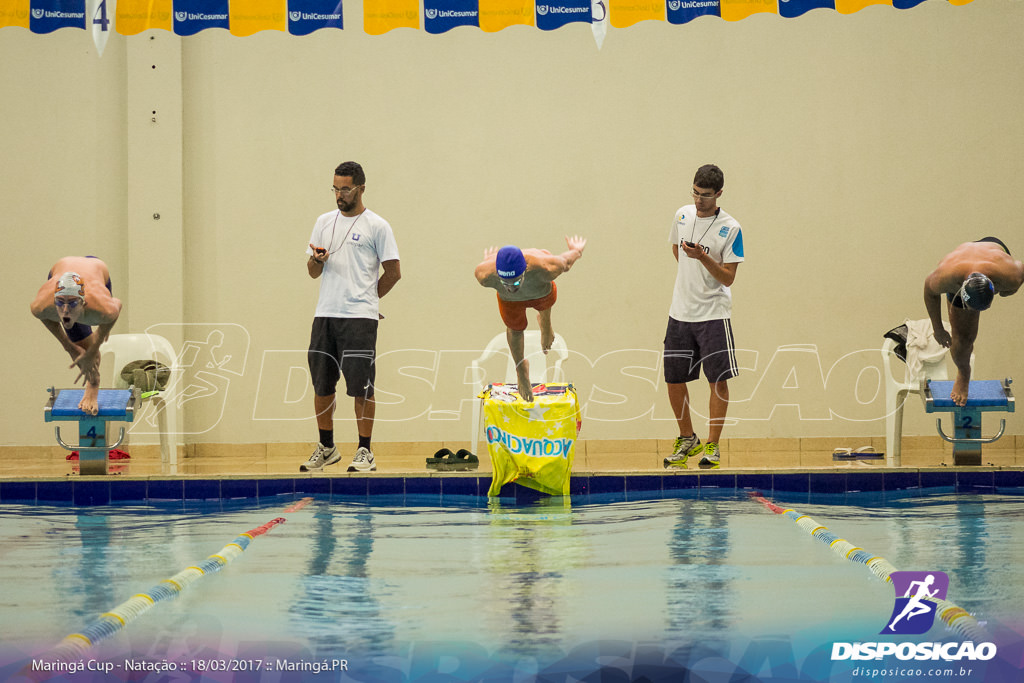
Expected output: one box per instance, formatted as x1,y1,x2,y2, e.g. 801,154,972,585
834,0,890,14
481,383,581,497
364,0,419,34
0,0,30,29
230,0,286,35
720,0,776,22
479,0,534,31
608,0,664,29
116,0,173,34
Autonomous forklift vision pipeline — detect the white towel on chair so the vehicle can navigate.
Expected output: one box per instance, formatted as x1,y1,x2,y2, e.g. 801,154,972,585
904,318,948,378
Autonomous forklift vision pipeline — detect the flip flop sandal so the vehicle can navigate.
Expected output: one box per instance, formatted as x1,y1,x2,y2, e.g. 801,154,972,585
443,449,479,471
832,446,884,461
426,448,456,467
430,449,480,471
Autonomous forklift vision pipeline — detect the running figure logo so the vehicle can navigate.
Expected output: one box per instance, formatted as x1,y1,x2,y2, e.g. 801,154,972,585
882,571,949,635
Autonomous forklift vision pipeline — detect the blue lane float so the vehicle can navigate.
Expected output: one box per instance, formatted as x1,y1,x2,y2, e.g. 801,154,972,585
750,492,987,642
39,517,287,667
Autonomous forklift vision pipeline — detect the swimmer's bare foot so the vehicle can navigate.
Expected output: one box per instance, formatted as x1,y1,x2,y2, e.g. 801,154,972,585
79,384,100,416
516,359,534,402
950,375,970,407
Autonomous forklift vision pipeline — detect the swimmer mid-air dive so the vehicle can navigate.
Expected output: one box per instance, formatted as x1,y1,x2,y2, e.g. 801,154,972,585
30,257,122,415
475,236,586,403
923,238,1023,406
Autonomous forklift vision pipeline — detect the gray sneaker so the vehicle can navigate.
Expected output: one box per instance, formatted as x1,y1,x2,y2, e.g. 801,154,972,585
698,442,721,469
664,434,702,469
348,446,376,472
300,443,338,472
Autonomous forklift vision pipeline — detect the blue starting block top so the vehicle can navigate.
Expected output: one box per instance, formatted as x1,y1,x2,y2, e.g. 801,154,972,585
48,389,134,418
926,380,1011,409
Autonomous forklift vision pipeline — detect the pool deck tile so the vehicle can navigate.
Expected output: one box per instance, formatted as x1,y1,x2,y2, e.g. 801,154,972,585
37,480,73,503
995,469,1024,489
73,480,110,506
185,478,222,500
883,471,921,491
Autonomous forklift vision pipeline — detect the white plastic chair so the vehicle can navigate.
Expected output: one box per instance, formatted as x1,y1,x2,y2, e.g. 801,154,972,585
469,331,569,456
881,333,971,467
100,333,181,468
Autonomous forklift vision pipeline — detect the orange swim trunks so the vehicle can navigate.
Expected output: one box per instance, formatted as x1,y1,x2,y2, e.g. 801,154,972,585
497,283,557,331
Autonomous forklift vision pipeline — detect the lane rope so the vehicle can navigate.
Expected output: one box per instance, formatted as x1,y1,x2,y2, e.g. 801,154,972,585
34,497,314,670
749,492,987,642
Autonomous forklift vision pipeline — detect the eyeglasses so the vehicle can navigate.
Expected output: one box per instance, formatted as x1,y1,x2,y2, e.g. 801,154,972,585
331,185,362,196
691,189,718,200
499,275,524,289
54,297,81,309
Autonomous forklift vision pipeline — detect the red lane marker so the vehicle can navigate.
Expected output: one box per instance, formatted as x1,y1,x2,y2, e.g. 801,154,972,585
748,491,785,514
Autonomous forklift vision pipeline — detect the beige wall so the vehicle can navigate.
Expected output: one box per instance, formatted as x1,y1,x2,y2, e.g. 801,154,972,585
2,2,1022,448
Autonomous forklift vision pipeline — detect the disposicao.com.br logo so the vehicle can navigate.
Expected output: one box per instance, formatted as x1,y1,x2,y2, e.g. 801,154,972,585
884,571,950,635
831,570,997,664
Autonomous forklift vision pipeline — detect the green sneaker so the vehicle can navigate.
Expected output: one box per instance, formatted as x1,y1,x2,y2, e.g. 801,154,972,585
698,442,721,469
664,434,702,469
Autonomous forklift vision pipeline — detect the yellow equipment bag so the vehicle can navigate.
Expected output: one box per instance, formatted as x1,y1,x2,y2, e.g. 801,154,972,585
479,383,581,497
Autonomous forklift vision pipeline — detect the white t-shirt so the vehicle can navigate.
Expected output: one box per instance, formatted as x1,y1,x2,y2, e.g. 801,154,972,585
668,205,744,322
305,209,400,319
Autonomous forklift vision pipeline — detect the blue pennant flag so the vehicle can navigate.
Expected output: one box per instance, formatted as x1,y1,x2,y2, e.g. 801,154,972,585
536,0,591,31
288,0,344,35
424,0,478,34
778,0,834,18
666,0,719,25
173,0,229,35
30,0,86,33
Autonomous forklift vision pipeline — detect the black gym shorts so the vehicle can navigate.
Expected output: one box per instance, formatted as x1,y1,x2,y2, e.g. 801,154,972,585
308,317,378,398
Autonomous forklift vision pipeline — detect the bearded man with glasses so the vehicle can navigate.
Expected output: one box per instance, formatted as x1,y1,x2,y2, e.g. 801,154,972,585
301,161,402,473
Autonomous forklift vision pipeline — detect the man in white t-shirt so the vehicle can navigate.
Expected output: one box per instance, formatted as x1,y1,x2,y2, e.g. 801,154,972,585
663,164,744,470
300,161,401,473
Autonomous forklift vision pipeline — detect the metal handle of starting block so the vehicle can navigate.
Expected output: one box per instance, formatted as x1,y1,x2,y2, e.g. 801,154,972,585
935,418,1006,445
54,426,126,451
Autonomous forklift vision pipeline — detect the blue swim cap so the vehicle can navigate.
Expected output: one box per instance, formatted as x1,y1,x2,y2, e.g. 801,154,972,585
496,246,526,280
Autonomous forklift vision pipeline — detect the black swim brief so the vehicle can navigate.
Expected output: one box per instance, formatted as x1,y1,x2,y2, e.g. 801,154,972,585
976,236,1011,254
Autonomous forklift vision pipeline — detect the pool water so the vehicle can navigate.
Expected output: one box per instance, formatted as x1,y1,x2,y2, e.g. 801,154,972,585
1,489,1022,682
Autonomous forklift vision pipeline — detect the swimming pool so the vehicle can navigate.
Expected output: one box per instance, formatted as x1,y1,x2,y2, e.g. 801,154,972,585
1,488,1022,682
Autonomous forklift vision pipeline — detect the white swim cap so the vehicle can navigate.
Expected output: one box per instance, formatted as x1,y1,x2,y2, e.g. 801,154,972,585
55,272,85,300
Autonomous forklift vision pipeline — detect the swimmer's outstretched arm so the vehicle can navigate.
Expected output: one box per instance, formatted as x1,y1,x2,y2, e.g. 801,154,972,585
474,247,501,288
67,303,121,384
923,272,952,348
531,235,587,279
557,235,586,272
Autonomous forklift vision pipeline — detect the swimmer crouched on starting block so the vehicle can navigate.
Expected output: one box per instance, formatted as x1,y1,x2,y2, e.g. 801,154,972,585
30,256,122,416
475,236,586,403
923,237,1023,406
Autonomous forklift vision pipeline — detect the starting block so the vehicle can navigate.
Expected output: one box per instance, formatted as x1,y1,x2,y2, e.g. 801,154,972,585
922,378,1014,466
44,387,139,475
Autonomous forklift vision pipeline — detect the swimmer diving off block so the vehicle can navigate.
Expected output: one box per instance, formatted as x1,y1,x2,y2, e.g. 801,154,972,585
923,238,1023,406
475,236,586,403
30,257,122,416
